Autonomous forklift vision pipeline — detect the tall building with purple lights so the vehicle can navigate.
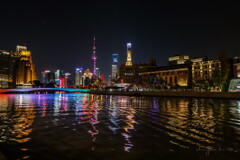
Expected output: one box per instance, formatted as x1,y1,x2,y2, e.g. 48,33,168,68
92,37,97,79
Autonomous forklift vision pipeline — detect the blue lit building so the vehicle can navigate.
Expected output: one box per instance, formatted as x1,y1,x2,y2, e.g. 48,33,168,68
112,53,119,81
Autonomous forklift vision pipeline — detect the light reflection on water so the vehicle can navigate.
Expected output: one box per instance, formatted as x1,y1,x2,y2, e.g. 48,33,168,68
0,94,240,159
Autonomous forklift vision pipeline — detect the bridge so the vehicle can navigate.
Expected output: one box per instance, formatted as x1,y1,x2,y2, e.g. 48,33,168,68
0,88,89,94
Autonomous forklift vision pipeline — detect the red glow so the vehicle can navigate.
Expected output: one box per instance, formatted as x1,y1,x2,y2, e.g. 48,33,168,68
59,78,65,87
100,74,105,82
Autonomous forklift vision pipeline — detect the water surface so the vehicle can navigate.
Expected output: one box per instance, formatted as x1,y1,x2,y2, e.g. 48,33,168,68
0,94,240,159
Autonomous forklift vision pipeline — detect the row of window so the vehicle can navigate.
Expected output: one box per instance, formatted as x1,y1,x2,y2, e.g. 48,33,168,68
193,63,220,70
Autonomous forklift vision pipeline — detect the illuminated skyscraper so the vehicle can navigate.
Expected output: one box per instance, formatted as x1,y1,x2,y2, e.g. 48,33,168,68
42,70,55,84
15,45,37,85
112,53,119,80
125,43,132,66
96,68,100,79
64,72,73,87
55,69,61,85
75,68,83,86
92,37,97,78
0,50,10,88
83,69,92,86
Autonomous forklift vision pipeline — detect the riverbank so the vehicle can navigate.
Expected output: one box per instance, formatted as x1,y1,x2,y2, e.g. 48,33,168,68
89,90,240,99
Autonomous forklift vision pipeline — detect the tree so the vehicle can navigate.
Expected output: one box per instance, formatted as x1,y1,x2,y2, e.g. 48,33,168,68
32,80,43,88
213,52,231,91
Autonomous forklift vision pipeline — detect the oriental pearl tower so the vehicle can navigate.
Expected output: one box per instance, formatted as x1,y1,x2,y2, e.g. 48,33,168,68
92,37,97,79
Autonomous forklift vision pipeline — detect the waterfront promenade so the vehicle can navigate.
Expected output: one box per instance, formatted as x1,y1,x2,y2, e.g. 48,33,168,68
89,90,240,99
0,88,89,94
1,88,240,99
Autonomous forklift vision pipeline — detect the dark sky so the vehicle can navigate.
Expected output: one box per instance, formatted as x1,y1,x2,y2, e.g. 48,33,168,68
1,0,240,77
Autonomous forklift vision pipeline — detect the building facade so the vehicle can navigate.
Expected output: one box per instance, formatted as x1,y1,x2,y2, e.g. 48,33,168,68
168,55,190,65
83,69,92,86
191,58,221,84
0,50,10,88
119,63,157,84
233,57,240,78
75,68,83,86
42,70,55,84
141,64,191,87
112,53,119,80
125,43,132,66
15,46,37,85
96,68,100,79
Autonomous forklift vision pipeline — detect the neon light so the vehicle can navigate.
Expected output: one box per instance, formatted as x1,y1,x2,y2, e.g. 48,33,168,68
0,88,89,94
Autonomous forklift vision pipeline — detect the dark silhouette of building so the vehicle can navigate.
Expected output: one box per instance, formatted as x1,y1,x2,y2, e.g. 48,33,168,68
119,60,157,84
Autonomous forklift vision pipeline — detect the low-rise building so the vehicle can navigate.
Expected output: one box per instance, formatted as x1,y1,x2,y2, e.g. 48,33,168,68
191,58,221,84
119,60,157,84
168,55,190,65
141,64,191,87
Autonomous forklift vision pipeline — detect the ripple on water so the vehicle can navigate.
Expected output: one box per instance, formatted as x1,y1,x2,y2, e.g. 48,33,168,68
0,94,240,159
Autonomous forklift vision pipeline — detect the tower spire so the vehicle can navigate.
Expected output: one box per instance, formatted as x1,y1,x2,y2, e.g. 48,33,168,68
92,37,97,78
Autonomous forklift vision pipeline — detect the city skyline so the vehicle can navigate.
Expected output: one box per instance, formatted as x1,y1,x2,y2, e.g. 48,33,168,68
1,0,240,77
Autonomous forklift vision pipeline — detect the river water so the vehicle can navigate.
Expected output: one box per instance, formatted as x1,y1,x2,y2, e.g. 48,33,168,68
0,93,240,160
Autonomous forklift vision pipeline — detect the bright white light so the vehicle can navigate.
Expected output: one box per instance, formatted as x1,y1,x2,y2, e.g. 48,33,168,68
127,43,131,48
45,70,50,73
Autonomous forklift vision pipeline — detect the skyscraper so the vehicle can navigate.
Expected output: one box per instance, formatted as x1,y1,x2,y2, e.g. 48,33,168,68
96,68,100,79
64,72,73,87
0,50,10,88
42,70,55,84
92,37,97,79
15,45,37,85
83,69,92,86
125,43,132,66
55,69,61,85
112,53,119,80
75,68,83,86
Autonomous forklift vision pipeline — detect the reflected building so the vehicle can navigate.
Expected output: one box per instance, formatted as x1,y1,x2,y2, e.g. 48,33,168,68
0,94,35,144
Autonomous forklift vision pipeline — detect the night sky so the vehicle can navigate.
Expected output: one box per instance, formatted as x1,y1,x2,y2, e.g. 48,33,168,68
1,0,240,78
